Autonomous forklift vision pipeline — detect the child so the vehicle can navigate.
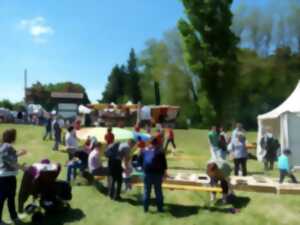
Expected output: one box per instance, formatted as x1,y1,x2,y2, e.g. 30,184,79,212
84,136,92,154
134,123,141,133
105,127,115,145
278,149,297,183
66,156,83,183
207,159,234,203
164,127,176,154
137,136,146,153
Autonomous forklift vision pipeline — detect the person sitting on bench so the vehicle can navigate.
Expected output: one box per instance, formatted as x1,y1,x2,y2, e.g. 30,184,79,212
207,159,234,203
88,138,108,176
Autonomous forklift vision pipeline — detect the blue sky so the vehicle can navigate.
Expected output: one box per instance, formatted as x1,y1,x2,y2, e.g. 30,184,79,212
0,0,264,103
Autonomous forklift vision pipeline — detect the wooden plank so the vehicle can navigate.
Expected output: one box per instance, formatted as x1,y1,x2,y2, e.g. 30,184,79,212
133,183,222,193
230,176,277,194
278,184,300,195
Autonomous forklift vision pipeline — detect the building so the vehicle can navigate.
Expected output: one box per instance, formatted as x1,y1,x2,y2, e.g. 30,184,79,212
51,92,84,119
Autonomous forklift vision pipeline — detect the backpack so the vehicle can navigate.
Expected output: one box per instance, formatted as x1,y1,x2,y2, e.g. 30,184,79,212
105,143,120,159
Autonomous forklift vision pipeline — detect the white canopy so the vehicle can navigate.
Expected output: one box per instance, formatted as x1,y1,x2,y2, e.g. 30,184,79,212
257,81,300,166
78,105,92,114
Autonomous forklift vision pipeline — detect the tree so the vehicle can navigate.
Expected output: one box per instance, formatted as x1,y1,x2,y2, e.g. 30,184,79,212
178,0,240,124
0,99,14,110
102,65,126,103
140,39,170,105
27,82,90,111
126,49,142,103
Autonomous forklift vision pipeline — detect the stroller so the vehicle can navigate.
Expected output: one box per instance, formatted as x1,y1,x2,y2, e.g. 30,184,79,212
18,160,72,223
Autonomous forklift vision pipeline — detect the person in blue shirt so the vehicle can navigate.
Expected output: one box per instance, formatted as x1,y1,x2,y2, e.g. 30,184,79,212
278,149,297,183
138,137,167,213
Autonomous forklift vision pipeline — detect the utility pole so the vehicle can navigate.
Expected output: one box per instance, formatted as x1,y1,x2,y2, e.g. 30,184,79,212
24,69,27,104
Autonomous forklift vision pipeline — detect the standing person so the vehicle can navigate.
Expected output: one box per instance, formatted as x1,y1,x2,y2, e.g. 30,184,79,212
260,129,280,171
155,127,164,152
43,116,52,141
278,149,297,184
208,126,220,159
105,139,135,201
164,126,176,154
104,127,115,146
65,126,79,160
139,137,167,213
137,136,146,153
218,126,228,160
231,123,243,144
52,118,61,151
230,132,248,176
134,123,141,133
0,129,27,225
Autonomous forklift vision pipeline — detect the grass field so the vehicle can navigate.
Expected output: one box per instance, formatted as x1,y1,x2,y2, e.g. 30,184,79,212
1,124,300,225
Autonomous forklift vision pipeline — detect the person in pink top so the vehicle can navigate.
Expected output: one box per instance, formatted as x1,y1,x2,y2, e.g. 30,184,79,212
88,139,108,176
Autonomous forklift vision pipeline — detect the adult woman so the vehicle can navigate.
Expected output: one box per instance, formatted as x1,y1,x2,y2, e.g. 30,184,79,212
0,129,27,224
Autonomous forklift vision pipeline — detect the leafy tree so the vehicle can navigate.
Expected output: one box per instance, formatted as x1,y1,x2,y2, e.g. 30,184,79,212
102,65,126,103
140,39,170,105
27,81,90,111
178,0,240,125
126,49,142,103
0,99,14,110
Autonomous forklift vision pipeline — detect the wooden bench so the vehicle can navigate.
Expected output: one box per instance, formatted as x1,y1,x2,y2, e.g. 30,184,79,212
94,176,106,181
132,183,222,193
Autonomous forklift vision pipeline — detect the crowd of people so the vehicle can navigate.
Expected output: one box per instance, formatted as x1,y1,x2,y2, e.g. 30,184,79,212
1,119,299,224
46,120,172,210
207,123,297,196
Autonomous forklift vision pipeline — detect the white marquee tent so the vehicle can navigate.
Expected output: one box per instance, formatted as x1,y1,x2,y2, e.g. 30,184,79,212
257,81,300,166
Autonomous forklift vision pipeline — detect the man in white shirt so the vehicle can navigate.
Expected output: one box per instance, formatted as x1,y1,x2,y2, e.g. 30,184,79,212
65,126,79,160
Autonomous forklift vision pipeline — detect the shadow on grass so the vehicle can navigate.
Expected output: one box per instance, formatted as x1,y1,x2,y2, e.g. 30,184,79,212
248,153,257,160
119,195,251,218
94,180,108,195
168,166,201,171
38,208,86,225
247,171,266,176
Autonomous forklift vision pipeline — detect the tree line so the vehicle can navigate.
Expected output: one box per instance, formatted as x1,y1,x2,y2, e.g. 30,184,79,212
101,0,300,129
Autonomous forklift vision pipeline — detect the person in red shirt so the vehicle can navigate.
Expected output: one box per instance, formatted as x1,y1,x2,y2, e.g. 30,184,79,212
105,127,115,145
155,129,164,151
164,127,176,154
134,123,141,133
137,136,146,152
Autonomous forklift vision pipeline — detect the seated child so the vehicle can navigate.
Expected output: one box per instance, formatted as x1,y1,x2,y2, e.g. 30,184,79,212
66,157,83,183
278,149,298,184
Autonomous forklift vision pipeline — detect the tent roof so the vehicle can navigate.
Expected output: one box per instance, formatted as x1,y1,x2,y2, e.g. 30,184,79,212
258,81,300,120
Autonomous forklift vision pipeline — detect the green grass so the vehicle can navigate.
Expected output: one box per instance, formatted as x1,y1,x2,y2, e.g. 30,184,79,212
1,124,300,225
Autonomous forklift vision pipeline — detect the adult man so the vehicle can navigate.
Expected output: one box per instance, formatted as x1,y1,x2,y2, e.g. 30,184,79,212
260,128,280,170
65,126,79,160
43,116,52,141
105,139,136,200
208,126,220,159
52,117,61,151
139,137,167,213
